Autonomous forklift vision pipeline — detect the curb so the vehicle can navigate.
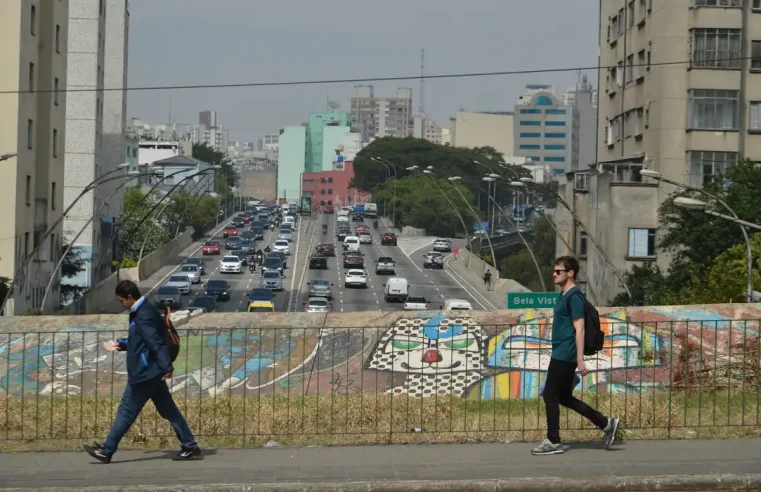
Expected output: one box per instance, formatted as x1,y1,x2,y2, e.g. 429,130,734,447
4,474,761,492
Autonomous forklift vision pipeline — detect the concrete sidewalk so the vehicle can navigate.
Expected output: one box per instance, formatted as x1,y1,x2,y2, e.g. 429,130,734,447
1,439,759,491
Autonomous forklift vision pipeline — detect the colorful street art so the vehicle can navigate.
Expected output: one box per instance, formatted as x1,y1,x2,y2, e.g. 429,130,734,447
1,304,759,399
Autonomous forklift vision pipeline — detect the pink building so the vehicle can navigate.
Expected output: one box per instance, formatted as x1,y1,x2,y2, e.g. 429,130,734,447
301,161,370,211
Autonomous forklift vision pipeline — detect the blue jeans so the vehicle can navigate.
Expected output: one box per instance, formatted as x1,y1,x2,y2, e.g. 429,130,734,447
104,376,197,454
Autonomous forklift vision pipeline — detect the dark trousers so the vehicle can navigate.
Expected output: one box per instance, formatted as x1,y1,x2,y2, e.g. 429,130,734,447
104,376,197,454
543,358,608,444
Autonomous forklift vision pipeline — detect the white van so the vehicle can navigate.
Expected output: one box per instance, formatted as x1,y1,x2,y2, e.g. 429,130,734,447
343,236,360,252
384,277,409,302
443,299,473,311
283,215,295,226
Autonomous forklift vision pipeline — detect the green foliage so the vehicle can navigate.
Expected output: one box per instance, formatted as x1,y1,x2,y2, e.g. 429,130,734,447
118,258,137,269
192,143,235,200
60,244,87,305
118,186,171,263
500,218,555,290
163,191,220,236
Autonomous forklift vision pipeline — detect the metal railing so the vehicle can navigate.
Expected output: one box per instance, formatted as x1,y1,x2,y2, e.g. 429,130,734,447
1,318,759,449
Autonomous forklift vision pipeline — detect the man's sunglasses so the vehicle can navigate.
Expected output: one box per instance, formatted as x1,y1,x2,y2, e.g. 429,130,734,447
552,269,568,275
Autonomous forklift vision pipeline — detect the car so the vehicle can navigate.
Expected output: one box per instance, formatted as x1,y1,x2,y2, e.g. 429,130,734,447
352,214,364,222
343,251,364,269
384,277,409,302
337,215,349,224
268,251,288,269
154,286,182,308
204,280,230,301
251,226,265,240
404,296,430,311
179,264,201,284
442,299,474,311
183,257,206,274
239,230,256,240
190,295,217,312
260,270,284,291
248,288,275,302
375,256,396,275
273,239,291,255
278,229,293,242
309,254,328,270
248,301,275,313
343,236,360,253
355,225,370,235
358,232,372,244
220,255,243,274
225,237,242,250
304,297,332,313
165,274,192,294
202,240,221,255
223,225,238,238
261,256,284,276
344,269,368,289
433,238,452,252
315,243,335,256
381,232,398,246
423,251,444,269
233,217,245,228
307,278,333,299
238,214,250,224
240,240,256,253
322,205,334,214
336,230,349,242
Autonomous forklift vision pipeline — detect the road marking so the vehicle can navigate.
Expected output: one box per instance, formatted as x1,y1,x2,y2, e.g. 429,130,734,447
442,254,496,311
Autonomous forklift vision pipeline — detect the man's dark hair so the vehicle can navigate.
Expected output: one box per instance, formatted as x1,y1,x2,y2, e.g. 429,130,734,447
115,280,141,300
554,255,580,280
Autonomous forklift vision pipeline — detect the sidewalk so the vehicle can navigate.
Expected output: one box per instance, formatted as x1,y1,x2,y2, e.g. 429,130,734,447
1,439,759,491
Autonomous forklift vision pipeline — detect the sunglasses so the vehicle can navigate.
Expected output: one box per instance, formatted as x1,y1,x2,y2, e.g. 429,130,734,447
552,269,568,275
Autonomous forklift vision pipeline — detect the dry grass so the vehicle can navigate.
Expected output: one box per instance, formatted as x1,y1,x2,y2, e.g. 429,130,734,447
1,389,761,452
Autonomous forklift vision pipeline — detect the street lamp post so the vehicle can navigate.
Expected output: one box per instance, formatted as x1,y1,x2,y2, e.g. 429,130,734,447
517,177,633,301
641,169,755,304
445,175,498,272
0,153,19,162
372,157,397,225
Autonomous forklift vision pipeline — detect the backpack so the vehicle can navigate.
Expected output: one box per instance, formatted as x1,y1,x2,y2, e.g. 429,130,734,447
566,291,604,356
162,307,181,363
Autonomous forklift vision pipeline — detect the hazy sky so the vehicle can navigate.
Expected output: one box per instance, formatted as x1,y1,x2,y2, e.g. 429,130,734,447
127,0,599,142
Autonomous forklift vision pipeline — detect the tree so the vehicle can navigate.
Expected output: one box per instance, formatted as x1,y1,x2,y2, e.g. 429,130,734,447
60,244,87,305
609,263,670,306
163,190,220,238
117,186,171,263
192,143,235,200
500,217,555,290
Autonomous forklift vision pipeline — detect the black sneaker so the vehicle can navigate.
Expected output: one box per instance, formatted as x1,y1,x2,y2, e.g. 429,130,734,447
173,446,203,461
83,444,112,464
603,417,620,449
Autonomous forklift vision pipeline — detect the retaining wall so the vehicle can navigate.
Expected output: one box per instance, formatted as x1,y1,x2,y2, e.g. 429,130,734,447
61,267,139,315
400,225,426,237
138,228,194,281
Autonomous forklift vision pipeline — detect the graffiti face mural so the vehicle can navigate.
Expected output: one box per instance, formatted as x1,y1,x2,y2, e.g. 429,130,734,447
366,314,485,397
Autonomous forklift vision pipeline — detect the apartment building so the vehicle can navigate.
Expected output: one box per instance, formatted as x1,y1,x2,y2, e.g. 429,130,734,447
350,85,414,140
450,110,525,164
413,114,444,144
0,0,69,314
555,0,761,304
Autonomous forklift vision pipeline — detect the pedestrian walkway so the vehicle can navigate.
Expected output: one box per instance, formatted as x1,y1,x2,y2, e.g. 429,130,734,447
1,439,758,490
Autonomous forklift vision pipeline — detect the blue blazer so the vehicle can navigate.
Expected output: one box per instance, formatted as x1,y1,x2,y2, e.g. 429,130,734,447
117,300,173,384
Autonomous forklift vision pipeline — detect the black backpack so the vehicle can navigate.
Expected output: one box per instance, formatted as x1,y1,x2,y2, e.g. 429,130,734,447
566,291,605,356
161,307,181,363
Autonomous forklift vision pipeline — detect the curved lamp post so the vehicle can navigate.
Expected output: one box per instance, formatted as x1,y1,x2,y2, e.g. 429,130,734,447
0,153,19,162
40,169,161,310
173,173,216,236
372,157,397,224
0,163,131,314
446,175,498,272
642,169,755,304
517,177,633,300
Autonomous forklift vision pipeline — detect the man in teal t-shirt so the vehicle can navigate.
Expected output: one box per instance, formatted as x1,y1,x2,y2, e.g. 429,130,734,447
531,256,619,456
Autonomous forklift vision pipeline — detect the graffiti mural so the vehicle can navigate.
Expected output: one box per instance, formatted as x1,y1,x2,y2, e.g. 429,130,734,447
1,303,760,399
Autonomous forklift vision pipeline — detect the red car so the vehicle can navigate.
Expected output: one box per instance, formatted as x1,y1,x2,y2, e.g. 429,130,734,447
203,240,221,255
239,214,250,224
355,226,370,235
322,205,334,214
315,243,336,256
381,232,398,246
223,225,238,238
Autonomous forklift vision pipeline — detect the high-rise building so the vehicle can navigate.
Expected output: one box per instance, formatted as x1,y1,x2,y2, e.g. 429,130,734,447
350,85,414,140
555,0,761,304
413,114,444,144
561,75,598,170
190,124,229,152
0,0,69,314
450,110,524,164
199,110,216,130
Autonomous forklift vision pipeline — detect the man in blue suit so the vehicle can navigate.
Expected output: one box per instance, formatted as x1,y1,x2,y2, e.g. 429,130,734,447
83,280,201,463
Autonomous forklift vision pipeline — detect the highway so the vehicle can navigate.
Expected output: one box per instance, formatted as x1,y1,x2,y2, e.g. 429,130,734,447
149,212,486,313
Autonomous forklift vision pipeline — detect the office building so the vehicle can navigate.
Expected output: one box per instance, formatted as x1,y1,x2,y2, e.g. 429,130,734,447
450,110,524,164
562,75,598,170
258,134,279,152
555,0,761,304
413,114,444,144
0,0,69,314
350,85,414,140
513,86,578,175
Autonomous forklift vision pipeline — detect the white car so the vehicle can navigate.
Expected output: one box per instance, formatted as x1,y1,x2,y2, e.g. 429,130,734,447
179,264,201,284
220,255,242,274
433,238,452,252
164,274,192,295
358,232,372,244
304,297,332,313
344,269,368,288
273,239,291,255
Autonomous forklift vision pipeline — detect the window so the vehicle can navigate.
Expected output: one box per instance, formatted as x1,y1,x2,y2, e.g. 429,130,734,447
51,182,56,210
617,61,624,87
320,189,325,195
636,107,645,135
692,29,741,68
647,50,651,71
546,109,566,115
628,228,656,257
751,102,761,131
519,144,541,150
29,63,34,92
617,8,624,35
25,175,31,205
520,121,541,126
628,0,635,27
545,156,566,163
755,0,761,9
520,109,542,114
612,14,620,41
327,189,332,195
164,176,174,185
575,173,590,191
327,177,333,183
579,232,588,257
637,50,646,79
607,117,621,144
327,200,332,205
54,77,59,105
520,132,541,138
545,121,566,126
52,129,58,158
688,89,739,130
545,144,566,150
694,0,741,6
27,119,33,149
545,132,566,138
689,151,737,186
24,233,29,258
55,25,61,53
625,110,634,138
752,41,761,70
49,234,55,262
31,5,36,35
639,0,647,18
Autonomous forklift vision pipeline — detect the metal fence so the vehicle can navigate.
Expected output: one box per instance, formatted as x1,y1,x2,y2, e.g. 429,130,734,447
1,317,760,448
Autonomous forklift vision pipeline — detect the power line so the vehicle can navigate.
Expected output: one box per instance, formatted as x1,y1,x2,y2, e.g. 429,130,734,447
0,56,754,95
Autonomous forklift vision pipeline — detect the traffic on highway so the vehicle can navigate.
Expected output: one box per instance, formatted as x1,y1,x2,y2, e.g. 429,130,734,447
149,203,485,313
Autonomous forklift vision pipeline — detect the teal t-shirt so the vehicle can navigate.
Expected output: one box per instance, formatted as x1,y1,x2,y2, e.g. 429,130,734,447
551,286,585,362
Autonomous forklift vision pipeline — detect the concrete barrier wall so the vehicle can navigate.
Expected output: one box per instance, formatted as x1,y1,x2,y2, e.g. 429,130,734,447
138,228,193,281
60,267,139,315
400,225,426,237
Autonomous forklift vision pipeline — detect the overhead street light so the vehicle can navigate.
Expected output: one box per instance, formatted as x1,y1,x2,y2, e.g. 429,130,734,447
674,196,761,230
447,175,498,271
0,153,19,162
372,157,397,225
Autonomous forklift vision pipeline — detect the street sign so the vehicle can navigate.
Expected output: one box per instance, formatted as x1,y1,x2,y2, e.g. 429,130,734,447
507,292,560,309
473,221,489,231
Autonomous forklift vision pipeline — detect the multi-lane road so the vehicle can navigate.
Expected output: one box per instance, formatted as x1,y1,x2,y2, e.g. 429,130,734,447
150,212,489,313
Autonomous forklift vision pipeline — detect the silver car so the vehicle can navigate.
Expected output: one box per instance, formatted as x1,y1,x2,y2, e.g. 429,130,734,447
164,274,192,294
278,229,293,242
179,264,201,284
433,238,452,252
304,297,331,313
307,278,333,300
260,270,284,291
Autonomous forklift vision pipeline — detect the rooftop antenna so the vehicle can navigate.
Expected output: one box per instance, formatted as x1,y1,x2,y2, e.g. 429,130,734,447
419,40,426,114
